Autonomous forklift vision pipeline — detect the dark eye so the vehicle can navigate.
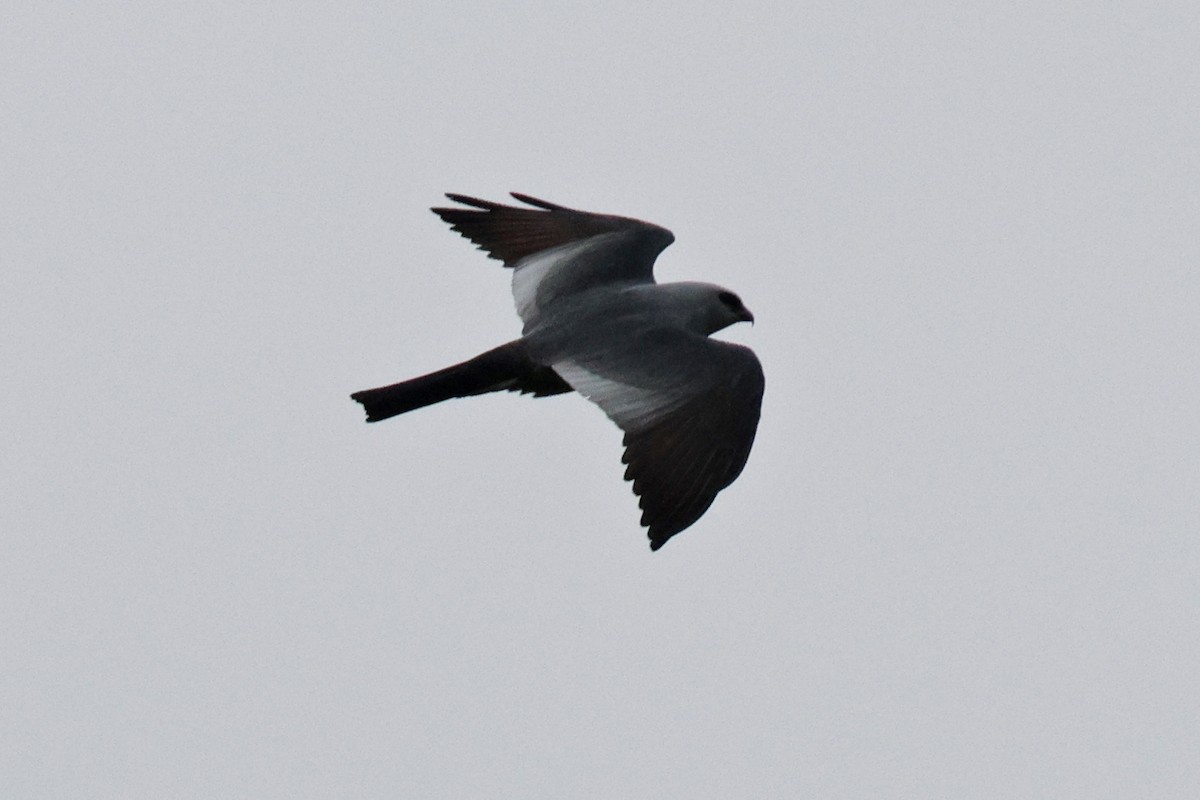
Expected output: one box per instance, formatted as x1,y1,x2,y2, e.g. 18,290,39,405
717,291,742,310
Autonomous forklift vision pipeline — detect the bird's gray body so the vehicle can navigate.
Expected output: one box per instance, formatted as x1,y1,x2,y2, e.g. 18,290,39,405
352,193,764,550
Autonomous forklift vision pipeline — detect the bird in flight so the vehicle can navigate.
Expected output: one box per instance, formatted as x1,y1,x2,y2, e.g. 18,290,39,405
351,193,764,550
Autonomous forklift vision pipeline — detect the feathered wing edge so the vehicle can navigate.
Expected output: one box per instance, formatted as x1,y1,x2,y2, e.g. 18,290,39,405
555,340,764,551
621,349,764,550
430,193,674,267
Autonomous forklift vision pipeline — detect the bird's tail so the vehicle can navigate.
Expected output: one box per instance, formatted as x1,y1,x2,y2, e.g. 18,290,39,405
350,340,571,423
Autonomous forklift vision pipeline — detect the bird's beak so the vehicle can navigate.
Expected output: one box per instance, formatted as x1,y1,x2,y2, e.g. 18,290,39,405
741,307,755,326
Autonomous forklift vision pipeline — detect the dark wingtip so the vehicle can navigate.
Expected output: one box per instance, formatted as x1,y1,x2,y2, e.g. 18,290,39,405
445,192,480,205
433,193,561,218
509,192,562,210
647,525,671,551
438,193,499,211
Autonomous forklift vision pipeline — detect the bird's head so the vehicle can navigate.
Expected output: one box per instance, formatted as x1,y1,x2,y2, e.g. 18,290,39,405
714,288,755,327
677,282,755,334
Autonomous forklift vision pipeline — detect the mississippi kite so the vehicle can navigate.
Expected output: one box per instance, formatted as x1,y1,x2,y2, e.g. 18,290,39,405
351,193,764,550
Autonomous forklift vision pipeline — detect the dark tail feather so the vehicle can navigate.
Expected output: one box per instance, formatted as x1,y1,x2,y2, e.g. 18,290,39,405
351,340,571,423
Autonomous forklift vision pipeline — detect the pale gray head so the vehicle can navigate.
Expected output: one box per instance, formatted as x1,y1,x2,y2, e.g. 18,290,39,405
653,281,755,335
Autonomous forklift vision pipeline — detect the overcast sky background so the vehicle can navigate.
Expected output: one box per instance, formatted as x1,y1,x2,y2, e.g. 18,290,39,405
3,3,1198,798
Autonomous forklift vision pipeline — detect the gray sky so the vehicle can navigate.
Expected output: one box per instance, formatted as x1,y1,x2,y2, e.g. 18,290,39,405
3,3,1198,797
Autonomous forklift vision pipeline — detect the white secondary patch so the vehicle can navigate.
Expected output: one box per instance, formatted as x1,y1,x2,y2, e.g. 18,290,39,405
554,361,688,434
510,239,595,324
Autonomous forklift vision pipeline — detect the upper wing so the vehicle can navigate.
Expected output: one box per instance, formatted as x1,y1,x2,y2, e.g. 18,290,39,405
431,193,675,327
553,331,764,550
